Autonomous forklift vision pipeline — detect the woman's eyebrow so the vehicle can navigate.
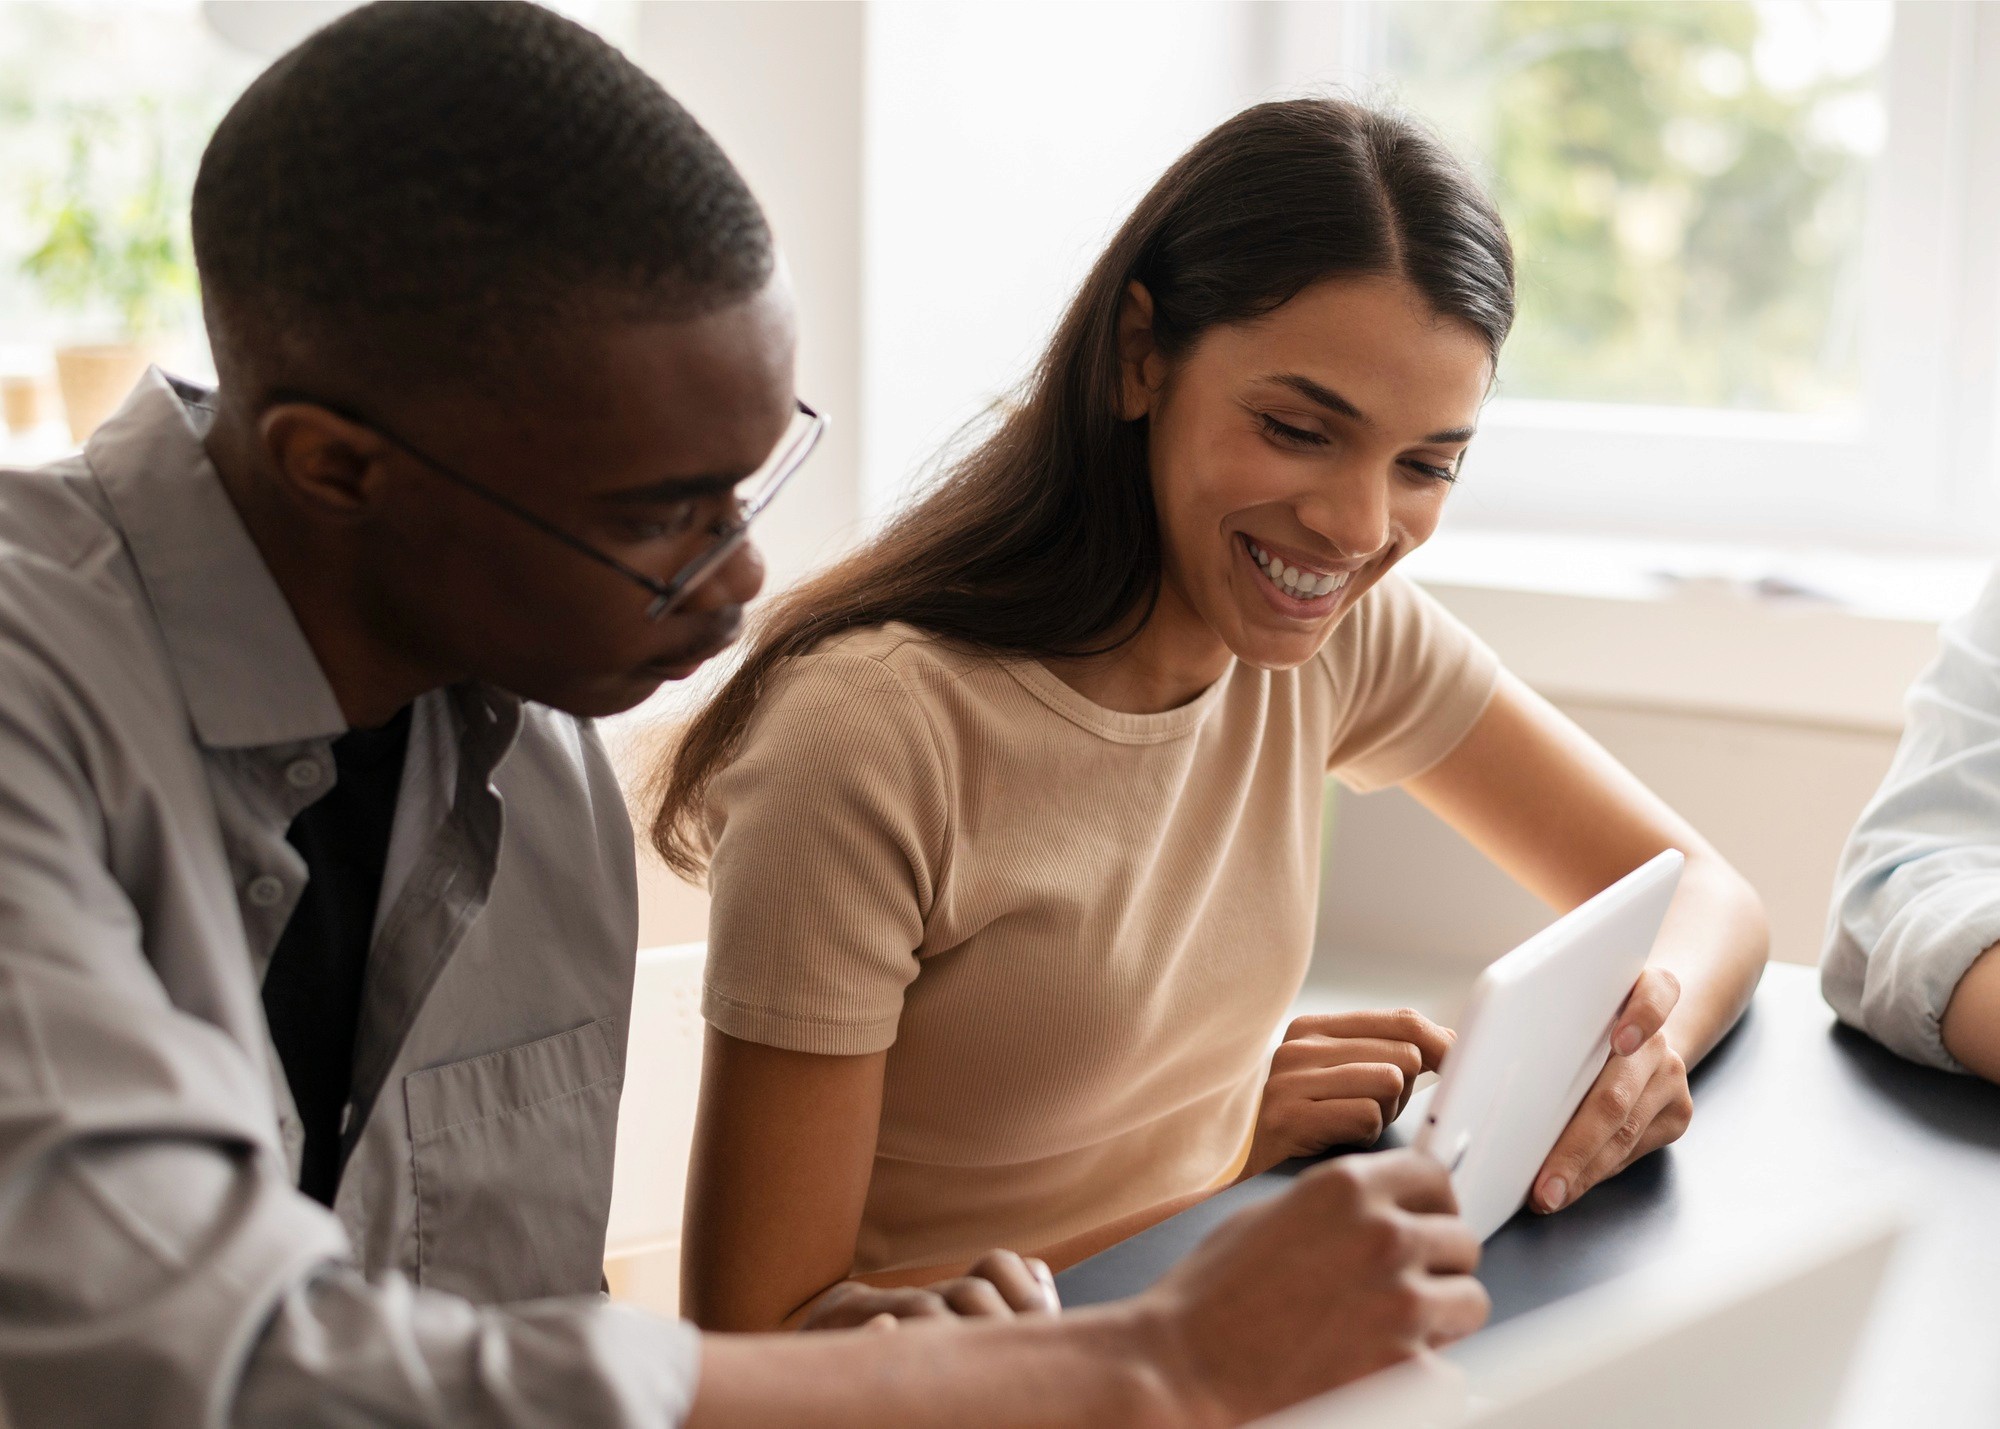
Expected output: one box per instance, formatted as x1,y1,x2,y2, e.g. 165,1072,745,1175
1267,372,1367,423
597,473,743,505
1264,372,1478,444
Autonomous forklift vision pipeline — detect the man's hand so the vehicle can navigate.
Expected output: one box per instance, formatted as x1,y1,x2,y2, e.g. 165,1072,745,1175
1147,1150,1488,1426
796,1250,1060,1331
1241,1010,1454,1177
1532,967,1691,1213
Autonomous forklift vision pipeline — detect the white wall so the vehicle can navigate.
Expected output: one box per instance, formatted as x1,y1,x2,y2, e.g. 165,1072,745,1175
633,1,869,590
859,1,1270,513
623,3,872,945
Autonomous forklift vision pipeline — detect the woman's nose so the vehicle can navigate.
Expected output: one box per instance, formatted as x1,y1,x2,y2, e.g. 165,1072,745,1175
1298,462,1393,559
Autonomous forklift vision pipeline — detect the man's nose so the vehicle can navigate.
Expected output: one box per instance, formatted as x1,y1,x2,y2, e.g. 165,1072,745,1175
680,538,767,613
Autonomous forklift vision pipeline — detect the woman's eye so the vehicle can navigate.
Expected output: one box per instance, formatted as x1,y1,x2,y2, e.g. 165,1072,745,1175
1403,458,1459,486
1258,413,1328,448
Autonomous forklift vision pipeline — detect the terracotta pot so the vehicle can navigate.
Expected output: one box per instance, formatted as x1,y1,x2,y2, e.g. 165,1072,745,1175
54,344,153,443
1,373,51,437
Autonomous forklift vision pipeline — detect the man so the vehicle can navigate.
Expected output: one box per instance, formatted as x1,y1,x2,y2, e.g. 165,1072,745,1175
0,5,1486,1424
1825,569,2000,1082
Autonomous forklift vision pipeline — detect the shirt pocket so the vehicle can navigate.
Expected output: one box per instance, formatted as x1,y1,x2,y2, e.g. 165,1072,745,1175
403,1016,622,1303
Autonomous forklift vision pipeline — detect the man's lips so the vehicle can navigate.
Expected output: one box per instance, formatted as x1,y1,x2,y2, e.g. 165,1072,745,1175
640,612,743,678
643,658,711,680
643,644,731,678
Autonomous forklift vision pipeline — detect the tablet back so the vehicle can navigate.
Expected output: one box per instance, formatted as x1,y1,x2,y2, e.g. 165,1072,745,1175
1416,849,1684,1240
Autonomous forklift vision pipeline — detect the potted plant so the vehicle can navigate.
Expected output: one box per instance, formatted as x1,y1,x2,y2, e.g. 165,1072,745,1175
20,102,197,442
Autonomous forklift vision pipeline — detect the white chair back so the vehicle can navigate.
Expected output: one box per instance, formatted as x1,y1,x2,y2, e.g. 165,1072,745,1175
604,941,707,1314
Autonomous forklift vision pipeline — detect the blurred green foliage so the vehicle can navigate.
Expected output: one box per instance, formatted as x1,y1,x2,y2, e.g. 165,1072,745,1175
1383,0,1886,412
20,103,198,339
0,4,256,355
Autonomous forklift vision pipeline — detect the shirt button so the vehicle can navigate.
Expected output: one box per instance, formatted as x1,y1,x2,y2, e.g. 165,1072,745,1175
285,759,323,789
246,875,287,908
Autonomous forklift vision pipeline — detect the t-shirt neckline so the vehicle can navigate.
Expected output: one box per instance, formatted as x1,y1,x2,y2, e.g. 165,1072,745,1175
1003,654,1236,745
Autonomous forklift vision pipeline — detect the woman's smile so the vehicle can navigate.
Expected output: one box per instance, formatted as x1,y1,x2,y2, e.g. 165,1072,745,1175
1236,531,1365,620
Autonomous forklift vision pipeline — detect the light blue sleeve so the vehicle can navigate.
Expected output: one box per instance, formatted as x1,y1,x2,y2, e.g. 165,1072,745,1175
1823,566,2000,1071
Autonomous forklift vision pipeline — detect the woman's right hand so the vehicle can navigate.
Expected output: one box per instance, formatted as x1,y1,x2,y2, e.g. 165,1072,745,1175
796,1250,1061,1331
1241,1009,1455,1178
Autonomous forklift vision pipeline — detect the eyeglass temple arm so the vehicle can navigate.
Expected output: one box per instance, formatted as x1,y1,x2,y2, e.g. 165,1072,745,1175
438,398,821,604
422,459,680,600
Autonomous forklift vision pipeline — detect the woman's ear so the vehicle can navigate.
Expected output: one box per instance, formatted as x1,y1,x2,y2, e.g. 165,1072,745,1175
1117,280,1164,421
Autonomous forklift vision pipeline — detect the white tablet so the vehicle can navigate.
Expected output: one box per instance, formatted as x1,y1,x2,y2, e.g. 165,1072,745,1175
1414,849,1684,1240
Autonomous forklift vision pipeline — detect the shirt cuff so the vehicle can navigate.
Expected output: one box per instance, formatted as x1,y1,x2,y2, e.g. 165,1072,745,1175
596,1306,702,1426
1838,872,2000,1072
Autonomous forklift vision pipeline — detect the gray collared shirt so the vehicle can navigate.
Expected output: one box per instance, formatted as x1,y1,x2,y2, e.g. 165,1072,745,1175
0,372,698,1425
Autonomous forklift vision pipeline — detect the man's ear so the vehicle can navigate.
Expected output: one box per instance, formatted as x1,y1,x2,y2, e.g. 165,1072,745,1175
1117,280,1166,422
257,404,396,520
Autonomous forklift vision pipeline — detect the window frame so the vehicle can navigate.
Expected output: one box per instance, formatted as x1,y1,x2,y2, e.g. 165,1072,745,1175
1277,0,2000,554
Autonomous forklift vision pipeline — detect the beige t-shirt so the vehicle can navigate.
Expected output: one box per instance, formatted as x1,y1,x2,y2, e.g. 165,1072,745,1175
702,573,1501,1273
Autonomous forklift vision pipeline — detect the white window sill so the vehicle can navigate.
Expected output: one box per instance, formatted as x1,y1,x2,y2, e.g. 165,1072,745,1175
1404,529,1986,733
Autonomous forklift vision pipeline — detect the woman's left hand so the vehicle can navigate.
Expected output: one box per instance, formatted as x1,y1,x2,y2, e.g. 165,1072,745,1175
1531,967,1692,1214
1240,1009,1456,1179
795,1250,1061,1332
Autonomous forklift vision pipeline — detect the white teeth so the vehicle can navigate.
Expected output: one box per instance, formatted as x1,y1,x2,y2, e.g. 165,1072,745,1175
1245,535,1349,602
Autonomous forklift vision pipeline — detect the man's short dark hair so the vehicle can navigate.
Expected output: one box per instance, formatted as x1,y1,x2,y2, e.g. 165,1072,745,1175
192,0,774,390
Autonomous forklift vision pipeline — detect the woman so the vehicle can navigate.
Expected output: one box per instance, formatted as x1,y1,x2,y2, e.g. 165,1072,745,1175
654,97,1769,1332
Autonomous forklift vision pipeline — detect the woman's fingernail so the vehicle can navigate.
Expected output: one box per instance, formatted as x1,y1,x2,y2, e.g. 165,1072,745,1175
1541,1177,1567,1211
1614,1025,1642,1056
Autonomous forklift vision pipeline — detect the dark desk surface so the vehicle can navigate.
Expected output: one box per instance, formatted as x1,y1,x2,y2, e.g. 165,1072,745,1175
1056,963,2000,1428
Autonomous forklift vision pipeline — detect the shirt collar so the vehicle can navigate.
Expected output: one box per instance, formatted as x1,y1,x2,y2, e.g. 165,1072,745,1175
87,368,350,751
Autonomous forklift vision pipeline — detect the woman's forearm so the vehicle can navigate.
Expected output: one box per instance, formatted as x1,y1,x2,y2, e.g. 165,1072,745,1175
682,1030,891,1331
1403,676,1768,1073
1649,848,1769,1066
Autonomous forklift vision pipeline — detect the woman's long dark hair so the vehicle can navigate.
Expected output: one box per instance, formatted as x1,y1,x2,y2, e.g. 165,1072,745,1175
652,96,1515,877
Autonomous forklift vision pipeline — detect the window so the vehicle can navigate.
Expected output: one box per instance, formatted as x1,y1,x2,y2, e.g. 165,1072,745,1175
1275,1,2000,551
0,1,633,461
0,3,256,456
0,5,260,357
1378,1,1887,416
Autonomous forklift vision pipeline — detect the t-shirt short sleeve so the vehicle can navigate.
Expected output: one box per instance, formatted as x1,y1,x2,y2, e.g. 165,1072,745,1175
1320,573,1502,793
699,650,951,1056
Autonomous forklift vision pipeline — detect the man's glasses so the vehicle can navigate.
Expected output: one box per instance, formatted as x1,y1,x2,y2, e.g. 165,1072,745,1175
273,393,825,619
